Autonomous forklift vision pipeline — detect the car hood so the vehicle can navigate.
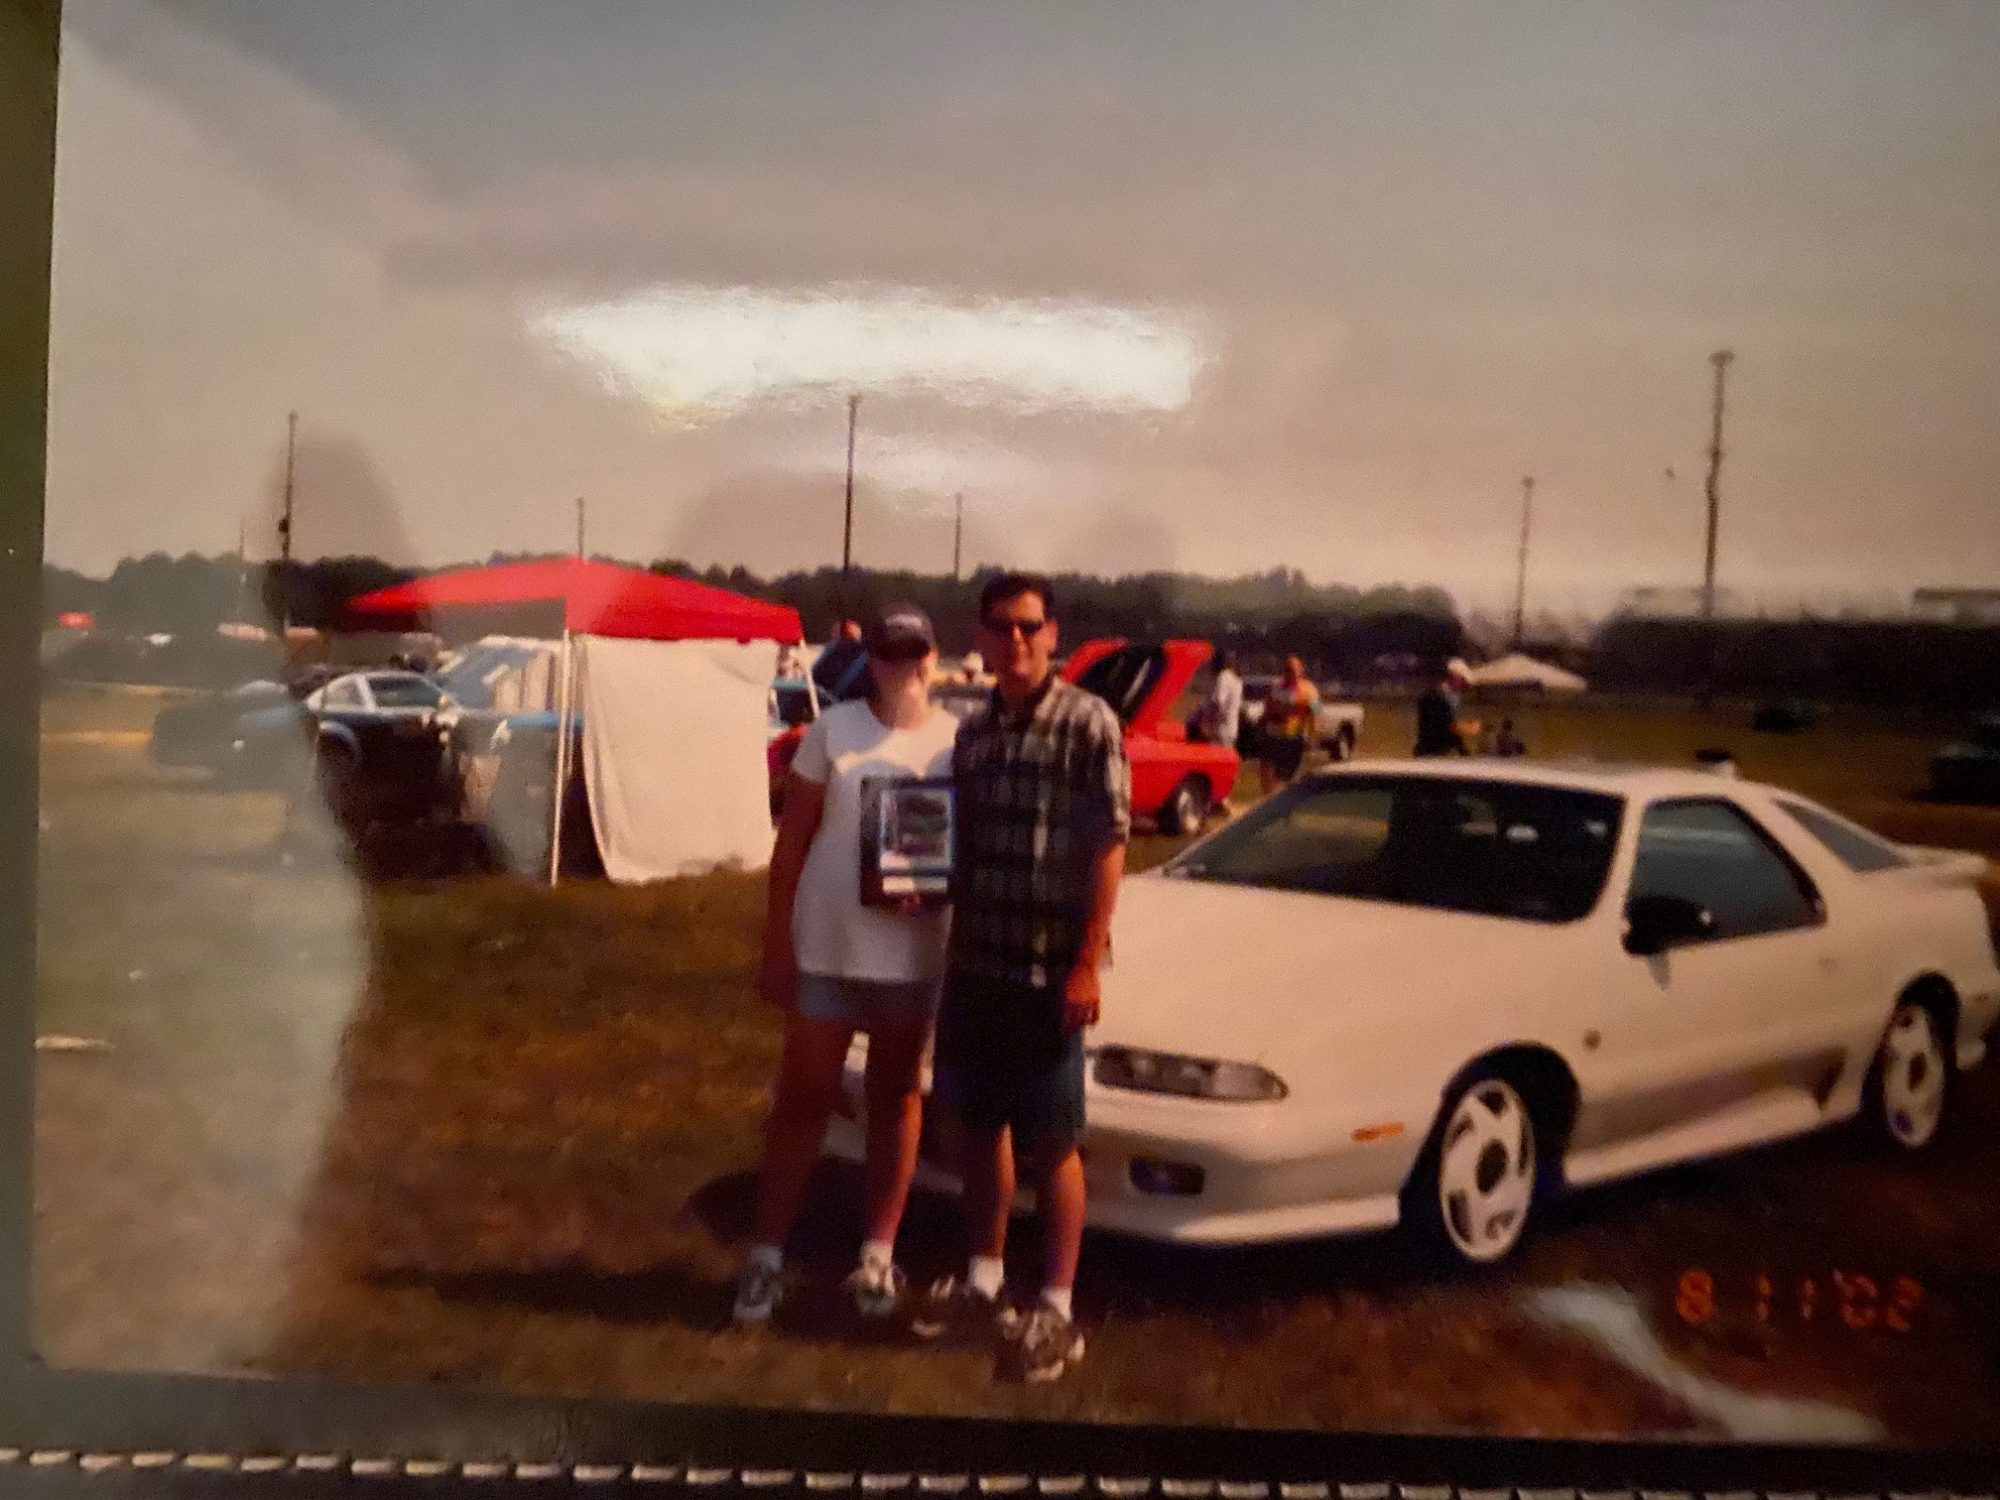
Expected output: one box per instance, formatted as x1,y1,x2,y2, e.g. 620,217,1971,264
1062,638,1213,737
1098,871,1587,1089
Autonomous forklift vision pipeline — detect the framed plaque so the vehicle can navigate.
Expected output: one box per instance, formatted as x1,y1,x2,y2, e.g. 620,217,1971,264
860,775,954,905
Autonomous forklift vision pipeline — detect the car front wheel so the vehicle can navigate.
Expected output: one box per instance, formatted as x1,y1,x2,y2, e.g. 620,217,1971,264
1403,1073,1540,1267
1158,776,1212,837
1866,996,1952,1150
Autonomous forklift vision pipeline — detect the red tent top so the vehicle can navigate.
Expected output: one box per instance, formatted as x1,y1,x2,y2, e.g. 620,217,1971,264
342,558,802,644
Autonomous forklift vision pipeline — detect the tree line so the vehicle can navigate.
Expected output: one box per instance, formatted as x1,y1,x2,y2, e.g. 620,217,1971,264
44,551,1467,681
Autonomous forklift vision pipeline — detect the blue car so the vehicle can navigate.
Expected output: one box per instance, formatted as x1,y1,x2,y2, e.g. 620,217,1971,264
1930,712,2000,803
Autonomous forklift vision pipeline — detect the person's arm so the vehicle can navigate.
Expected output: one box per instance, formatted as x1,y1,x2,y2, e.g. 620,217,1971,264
761,719,832,1007
1062,710,1132,1030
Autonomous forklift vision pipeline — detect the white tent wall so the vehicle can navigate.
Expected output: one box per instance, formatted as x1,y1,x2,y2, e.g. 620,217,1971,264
575,635,780,882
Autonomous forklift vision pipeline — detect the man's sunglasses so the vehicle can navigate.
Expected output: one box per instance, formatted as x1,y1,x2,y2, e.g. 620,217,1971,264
980,616,1047,638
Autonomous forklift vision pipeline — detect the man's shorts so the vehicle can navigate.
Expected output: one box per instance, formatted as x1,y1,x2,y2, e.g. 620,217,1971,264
933,1030,1087,1156
795,973,941,1030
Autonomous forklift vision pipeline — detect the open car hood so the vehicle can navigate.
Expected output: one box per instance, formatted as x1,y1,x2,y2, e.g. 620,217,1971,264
1062,638,1213,737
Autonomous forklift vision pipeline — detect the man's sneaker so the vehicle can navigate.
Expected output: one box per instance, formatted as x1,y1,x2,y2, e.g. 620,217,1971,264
731,1258,786,1325
842,1258,908,1320
907,1275,1005,1343
1004,1304,1085,1383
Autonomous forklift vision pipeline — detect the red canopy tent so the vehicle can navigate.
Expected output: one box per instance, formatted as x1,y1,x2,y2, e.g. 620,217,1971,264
342,558,802,643
343,559,803,883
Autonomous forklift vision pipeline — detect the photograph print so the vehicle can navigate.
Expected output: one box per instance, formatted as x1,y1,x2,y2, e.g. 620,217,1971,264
21,0,2000,1472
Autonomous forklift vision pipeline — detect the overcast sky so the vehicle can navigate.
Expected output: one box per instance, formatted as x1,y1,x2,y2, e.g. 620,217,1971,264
41,0,2000,612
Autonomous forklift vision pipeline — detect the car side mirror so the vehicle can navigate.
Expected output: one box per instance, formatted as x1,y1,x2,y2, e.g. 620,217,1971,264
1624,893,1716,956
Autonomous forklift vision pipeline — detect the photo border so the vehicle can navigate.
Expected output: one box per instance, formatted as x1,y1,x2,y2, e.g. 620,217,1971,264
4,1,1998,1488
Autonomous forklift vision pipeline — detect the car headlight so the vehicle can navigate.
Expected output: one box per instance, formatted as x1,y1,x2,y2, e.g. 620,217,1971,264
1092,1046,1287,1102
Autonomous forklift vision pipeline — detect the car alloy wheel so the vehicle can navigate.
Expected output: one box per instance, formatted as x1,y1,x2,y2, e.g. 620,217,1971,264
1162,777,1210,836
1435,1077,1537,1265
1876,1000,1949,1149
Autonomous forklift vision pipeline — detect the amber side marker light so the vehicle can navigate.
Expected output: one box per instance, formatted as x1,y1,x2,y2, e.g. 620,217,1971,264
1352,1122,1406,1143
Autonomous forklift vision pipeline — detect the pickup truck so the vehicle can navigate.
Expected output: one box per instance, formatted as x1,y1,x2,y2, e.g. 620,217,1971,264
1238,673,1366,759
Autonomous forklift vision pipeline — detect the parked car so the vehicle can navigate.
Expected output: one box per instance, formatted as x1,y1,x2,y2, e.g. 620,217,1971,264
1752,698,1823,734
230,669,459,826
1239,674,1366,759
1929,713,2000,804
831,759,2000,1267
1063,638,1244,836
147,678,293,769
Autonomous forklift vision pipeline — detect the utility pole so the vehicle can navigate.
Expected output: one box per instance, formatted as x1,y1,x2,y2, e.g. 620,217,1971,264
840,394,860,608
952,490,964,583
575,495,586,559
1702,350,1733,621
276,410,297,636
1510,475,1534,651
235,516,249,625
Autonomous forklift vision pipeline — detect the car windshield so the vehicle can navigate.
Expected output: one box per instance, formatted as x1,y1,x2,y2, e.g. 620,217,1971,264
368,676,443,709
1169,773,1623,923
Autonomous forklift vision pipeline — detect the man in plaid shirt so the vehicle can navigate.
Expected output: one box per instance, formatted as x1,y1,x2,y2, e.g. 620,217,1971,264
909,573,1130,1382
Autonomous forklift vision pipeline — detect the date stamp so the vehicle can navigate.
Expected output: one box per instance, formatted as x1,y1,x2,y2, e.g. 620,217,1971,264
1674,1269,1925,1332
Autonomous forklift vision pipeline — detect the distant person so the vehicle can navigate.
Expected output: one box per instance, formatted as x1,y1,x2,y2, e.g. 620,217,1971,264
1257,654,1318,794
958,648,987,685
1414,659,1474,757
734,604,958,1327
1194,650,1244,750
811,617,873,703
910,572,1129,1384
1494,717,1526,757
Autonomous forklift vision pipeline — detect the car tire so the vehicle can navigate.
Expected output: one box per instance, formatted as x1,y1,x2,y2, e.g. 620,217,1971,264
1401,1071,1541,1268
1157,776,1212,837
1863,991,1954,1152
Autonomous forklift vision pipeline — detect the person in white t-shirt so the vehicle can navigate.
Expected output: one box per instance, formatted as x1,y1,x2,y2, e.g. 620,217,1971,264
734,603,959,1326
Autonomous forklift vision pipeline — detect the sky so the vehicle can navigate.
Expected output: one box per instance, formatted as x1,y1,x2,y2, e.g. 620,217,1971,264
39,0,2000,614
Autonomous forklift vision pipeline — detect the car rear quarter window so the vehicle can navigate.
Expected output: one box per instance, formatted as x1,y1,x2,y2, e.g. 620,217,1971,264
1631,799,1822,940
1773,798,1909,874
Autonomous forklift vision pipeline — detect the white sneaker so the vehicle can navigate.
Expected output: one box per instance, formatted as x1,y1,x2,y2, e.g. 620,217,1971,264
732,1258,785,1325
842,1259,908,1319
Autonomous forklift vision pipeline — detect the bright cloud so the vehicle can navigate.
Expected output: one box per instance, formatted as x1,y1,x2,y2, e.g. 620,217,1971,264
527,282,1208,424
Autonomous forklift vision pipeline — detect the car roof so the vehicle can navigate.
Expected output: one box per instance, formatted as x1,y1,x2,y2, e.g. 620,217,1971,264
1318,756,1764,801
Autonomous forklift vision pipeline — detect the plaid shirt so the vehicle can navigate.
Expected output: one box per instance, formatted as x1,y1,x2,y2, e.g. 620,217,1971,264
947,675,1132,991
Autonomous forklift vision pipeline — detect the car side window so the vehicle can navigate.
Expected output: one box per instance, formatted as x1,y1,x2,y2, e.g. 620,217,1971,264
1630,799,1822,941
323,679,364,710
1773,798,1909,874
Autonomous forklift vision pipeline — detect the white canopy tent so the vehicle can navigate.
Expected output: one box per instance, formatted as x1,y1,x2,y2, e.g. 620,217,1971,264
1466,653,1588,694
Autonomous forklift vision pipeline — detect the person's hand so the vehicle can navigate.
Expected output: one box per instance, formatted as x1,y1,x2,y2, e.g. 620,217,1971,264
759,946,799,1011
1062,963,1101,1032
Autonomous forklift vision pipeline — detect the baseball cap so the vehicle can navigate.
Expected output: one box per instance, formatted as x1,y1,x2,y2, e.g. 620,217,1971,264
863,603,937,661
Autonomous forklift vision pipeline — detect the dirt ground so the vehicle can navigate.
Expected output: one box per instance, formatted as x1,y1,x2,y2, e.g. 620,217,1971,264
31,683,2000,1440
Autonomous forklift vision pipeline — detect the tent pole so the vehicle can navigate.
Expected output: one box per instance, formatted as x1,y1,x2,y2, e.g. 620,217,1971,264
548,628,576,885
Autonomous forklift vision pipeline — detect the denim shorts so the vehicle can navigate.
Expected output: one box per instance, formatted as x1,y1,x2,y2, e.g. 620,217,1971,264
933,1030,1087,1153
794,973,942,1029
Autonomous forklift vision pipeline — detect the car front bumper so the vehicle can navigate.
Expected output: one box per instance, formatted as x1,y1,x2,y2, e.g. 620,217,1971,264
825,1053,1417,1246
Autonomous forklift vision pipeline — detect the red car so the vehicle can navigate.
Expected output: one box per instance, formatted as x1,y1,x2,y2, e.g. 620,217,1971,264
1061,637,1240,835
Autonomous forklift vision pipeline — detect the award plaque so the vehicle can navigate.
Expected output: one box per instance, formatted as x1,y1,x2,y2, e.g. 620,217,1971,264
860,775,955,904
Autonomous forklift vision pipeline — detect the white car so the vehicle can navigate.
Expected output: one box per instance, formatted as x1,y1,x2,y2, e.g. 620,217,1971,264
827,760,2000,1267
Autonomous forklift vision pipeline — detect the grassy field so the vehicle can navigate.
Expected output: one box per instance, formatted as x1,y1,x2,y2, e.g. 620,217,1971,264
31,683,2000,1439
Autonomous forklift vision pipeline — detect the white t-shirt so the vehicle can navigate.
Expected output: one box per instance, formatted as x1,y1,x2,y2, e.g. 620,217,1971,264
789,698,959,982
